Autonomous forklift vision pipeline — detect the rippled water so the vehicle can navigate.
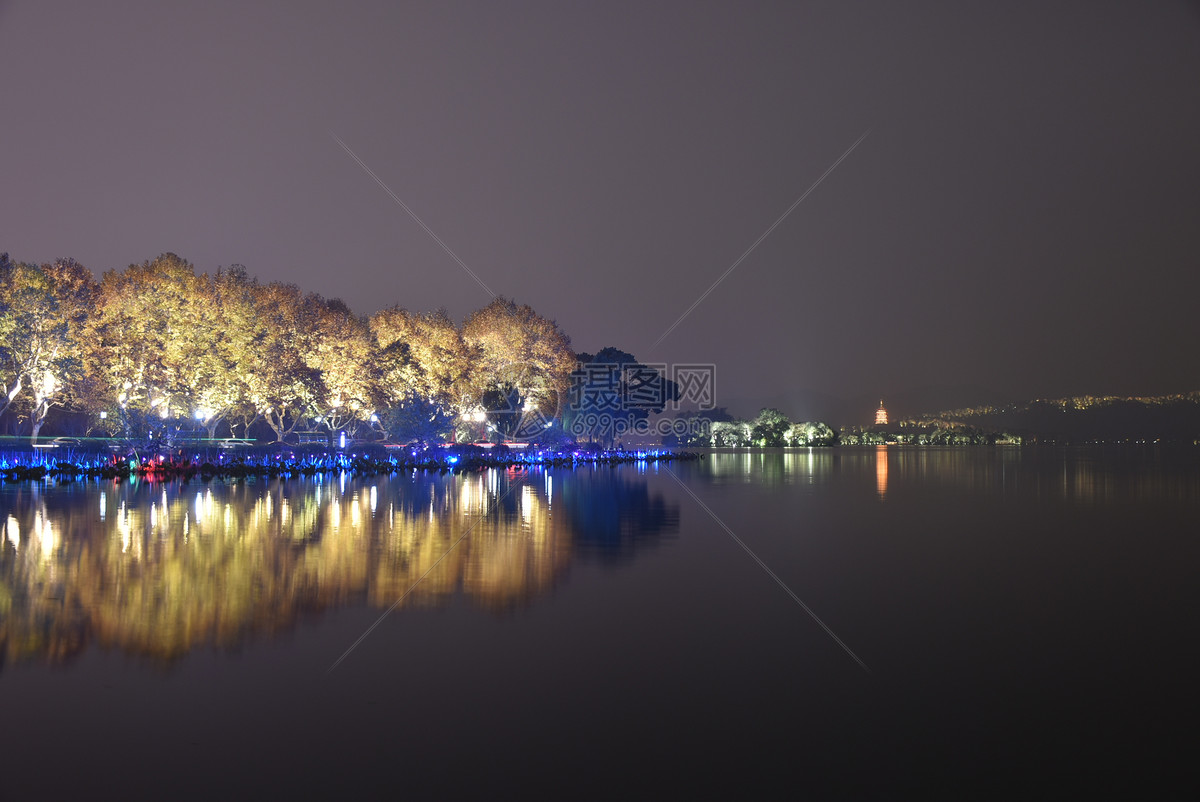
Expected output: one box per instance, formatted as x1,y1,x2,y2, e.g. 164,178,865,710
1,448,1197,797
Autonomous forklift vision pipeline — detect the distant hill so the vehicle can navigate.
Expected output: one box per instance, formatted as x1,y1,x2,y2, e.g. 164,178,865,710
904,392,1200,443
848,384,1006,426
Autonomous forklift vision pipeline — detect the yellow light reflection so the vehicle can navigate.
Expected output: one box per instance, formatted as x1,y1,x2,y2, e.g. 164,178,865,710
35,511,56,560
0,470,680,667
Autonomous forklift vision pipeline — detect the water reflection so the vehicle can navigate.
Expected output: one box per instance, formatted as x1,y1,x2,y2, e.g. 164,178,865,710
558,467,679,563
0,469,679,667
699,446,1200,504
876,446,888,499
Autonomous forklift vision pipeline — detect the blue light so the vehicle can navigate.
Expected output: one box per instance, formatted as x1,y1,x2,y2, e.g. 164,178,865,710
447,456,459,464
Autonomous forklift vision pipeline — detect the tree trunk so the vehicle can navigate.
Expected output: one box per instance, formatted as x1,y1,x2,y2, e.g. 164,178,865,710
204,414,225,440
29,396,51,444
264,409,298,443
2,377,22,420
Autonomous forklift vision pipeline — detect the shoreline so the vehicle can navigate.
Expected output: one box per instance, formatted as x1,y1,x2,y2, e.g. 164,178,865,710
0,445,703,483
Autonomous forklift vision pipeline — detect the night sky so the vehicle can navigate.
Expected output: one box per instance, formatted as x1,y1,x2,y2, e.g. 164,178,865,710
3,1,1198,420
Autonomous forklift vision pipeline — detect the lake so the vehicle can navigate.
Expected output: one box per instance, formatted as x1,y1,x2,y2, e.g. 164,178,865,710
1,447,1197,798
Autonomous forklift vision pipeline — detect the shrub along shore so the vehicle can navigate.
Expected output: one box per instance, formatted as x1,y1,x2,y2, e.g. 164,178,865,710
0,444,701,483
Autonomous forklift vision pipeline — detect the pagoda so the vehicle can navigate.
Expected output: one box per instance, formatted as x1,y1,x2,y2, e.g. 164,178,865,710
874,400,888,426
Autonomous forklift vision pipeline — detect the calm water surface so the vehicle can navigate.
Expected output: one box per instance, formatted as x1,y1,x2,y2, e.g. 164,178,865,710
1,448,1197,798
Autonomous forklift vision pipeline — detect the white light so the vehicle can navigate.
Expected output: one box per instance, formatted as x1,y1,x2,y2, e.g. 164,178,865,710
5,516,19,551
339,432,346,449
521,485,532,524
99,411,107,420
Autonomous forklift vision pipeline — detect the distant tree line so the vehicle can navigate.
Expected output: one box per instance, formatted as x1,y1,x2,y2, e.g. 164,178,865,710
0,252,576,444
669,408,1026,447
839,425,1021,445
669,407,839,447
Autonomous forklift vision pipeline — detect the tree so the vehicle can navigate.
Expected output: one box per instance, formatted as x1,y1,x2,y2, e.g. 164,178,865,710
751,408,791,447
0,251,15,417
378,396,455,444
567,347,679,446
711,420,752,447
461,297,574,439
189,264,260,438
787,421,837,446
372,307,474,409
243,282,325,442
304,296,379,437
87,253,213,437
0,258,97,440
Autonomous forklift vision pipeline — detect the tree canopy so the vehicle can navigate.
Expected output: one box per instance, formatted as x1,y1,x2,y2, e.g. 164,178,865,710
0,253,585,445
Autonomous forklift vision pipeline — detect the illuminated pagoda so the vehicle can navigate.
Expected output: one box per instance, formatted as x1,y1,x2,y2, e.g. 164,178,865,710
874,400,888,426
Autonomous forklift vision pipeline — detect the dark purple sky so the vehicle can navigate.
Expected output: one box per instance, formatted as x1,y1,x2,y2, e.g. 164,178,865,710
3,1,1198,419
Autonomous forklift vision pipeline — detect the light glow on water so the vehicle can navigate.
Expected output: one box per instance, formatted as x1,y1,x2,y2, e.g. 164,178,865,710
0,457,689,662
5,515,18,550
876,445,888,499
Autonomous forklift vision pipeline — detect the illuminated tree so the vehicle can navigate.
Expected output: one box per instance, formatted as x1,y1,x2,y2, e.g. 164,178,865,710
304,296,379,437
371,307,475,440
87,253,213,437
461,297,574,437
787,421,836,446
0,251,14,417
243,282,325,442
0,258,97,440
751,408,791,447
711,420,752,447
371,307,474,410
188,264,260,438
